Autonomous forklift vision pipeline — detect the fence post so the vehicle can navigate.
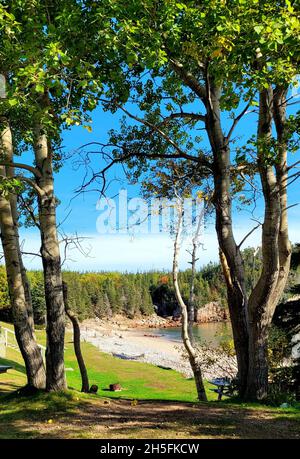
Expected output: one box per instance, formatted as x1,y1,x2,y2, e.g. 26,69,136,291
0,328,6,358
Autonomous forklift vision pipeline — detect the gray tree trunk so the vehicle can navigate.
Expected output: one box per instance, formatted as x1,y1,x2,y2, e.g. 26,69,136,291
10,191,35,333
164,60,292,402
246,87,291,400
205,80,249,397
33,124,66,392
0,119,46,389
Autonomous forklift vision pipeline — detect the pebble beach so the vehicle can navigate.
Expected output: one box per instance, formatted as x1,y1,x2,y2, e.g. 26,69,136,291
77,316,237,380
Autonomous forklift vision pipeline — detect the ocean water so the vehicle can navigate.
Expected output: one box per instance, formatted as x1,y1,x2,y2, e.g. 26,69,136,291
142,322,232,347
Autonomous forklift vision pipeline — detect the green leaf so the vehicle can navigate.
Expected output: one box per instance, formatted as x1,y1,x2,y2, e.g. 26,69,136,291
8,98,18,107
254,25,263,34
35,84,44,93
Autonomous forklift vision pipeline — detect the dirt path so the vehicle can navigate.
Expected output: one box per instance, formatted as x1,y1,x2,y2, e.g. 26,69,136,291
5,397,300,439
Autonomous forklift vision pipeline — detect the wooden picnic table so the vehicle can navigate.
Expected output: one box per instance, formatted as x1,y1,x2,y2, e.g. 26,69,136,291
209,377,234,401
0,365,12,374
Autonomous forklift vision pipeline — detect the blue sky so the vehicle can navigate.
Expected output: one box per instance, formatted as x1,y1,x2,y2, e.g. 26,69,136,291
19,99,300,273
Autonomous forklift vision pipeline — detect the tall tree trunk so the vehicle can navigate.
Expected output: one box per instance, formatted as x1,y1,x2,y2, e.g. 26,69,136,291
169,58,249,396
9,179,35,334
245,86,290,400
188,242,196,346
167,57,292,402
273,87,292,298
33,124,66,392
63,282,89,393
188,204,203,345
173,198,207,402
0,119,46,389
206,81,249,397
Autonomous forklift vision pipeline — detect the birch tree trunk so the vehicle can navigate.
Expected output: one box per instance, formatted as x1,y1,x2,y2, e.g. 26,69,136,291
188,204,203,345
0,119,46,389
33,124,66,392
172,199,207,401
188,242,197,346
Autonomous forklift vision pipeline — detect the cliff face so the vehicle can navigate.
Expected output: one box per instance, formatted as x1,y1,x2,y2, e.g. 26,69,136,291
195,302,228,323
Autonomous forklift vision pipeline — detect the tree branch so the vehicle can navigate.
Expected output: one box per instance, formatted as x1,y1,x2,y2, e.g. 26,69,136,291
237,223,261,250
160,112,206,125
225,102,251,144
168,57,207,103
0,161,42,178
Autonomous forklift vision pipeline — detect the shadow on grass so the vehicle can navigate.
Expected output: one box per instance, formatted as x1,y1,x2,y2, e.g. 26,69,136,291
0,382,23,391
0,390,299,439
0,357,26,375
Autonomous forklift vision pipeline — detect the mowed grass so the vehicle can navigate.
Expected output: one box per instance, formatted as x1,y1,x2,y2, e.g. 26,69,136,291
0,320,299,439
0,320,210,402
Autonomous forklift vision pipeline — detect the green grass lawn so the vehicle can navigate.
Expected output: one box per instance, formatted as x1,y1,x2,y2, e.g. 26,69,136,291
0,320,299,439
1,320,212,402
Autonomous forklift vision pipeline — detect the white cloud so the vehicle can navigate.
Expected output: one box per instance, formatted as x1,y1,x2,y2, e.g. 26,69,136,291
17,217,299,273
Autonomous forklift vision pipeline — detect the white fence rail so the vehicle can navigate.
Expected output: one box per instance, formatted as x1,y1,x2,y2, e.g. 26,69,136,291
0,326,46,356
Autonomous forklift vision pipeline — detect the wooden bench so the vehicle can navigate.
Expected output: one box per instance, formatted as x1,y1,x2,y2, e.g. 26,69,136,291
0,365,12,374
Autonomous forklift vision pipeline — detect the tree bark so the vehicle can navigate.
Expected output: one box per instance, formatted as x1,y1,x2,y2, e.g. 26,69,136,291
33,123,66,392
206,80,249,397
63,282,90,393
188,242,196,346
0,119,46,389
9,178,35,334
246,86,291,400
273,87,292,298
173,198,207,401
165,58,292,402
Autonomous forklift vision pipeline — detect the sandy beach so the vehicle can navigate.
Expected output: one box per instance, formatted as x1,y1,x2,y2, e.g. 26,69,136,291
77,316,237,380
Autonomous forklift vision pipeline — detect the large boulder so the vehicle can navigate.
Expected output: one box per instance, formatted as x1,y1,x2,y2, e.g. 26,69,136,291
195,302,227,323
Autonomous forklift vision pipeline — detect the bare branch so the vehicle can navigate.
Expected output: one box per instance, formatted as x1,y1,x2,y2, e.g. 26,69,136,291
160,112,206,125
287,160,300,171
18,195,41,230
237,223,261,250
74,141,212,197
21,251,42,258
58,231,93,267
109,103,205,162
225,102,251,144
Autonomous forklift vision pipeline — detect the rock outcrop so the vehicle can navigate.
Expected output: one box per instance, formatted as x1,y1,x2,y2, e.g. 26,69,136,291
195,302,228,323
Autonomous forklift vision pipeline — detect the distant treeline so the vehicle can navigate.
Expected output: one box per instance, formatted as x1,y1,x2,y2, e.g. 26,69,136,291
0,247,272,324
0,266,226,323
0,245,299,325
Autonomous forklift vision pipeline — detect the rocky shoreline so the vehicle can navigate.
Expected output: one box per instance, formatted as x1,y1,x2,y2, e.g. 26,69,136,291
89,302,229,331
78,315,237,380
